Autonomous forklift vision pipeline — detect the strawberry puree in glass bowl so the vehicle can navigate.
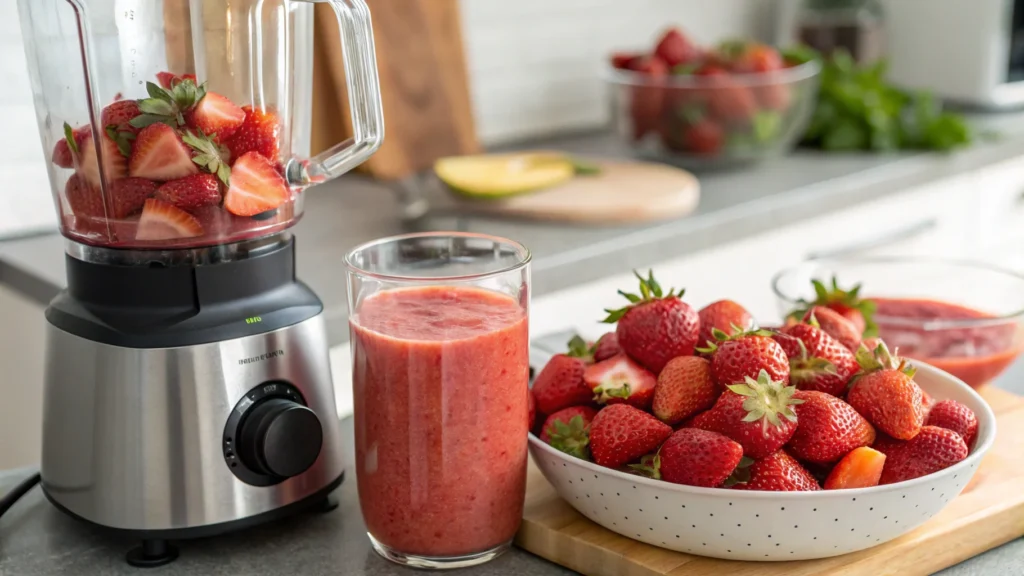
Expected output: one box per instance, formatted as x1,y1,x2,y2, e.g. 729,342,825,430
773,257,1024,389
346,233,532,569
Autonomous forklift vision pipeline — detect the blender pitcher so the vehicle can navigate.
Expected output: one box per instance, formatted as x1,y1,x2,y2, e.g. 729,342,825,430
16,0,383,250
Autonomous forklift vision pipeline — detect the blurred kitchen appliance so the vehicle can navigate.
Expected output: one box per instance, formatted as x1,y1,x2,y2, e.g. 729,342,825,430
882,0,1024,109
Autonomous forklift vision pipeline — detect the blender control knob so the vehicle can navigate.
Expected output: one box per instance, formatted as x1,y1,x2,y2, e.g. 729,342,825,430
237,398,323,479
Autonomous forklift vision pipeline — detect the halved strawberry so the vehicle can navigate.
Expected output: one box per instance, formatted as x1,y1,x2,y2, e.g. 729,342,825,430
136,198,203,240
129,123,200,181
583,354,657,410
109,177,158,218
65,173,103,218
223,151,289,216
227,105,281,161
78,132,129,189
185,92,245,143
156,71,198,89
156,174,222,211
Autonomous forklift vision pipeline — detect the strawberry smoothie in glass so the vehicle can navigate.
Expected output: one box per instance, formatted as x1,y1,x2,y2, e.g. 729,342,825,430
346,232,531,569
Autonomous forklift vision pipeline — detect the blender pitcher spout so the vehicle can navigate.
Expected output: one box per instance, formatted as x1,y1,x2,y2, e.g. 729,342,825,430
290,0,384,187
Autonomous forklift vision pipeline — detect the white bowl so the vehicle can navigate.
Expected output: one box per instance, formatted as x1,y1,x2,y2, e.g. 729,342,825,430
527,361,996,561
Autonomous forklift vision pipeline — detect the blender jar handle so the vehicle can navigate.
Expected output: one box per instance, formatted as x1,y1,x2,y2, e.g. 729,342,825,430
291,0,384,187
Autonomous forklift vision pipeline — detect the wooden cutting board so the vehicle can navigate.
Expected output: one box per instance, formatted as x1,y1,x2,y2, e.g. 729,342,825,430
516,386,1024,576
440,158,700,224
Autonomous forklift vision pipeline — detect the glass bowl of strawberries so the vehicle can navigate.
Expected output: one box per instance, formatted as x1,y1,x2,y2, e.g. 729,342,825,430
773,257,1024,389
527,269,995,561
607,28,820,169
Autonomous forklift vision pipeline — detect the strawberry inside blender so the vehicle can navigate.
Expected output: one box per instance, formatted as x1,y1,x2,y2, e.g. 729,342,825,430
53,72,294,249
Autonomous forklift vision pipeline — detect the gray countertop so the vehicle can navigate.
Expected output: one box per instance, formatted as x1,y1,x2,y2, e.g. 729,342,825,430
5,112,1024,348
2,363,1023,576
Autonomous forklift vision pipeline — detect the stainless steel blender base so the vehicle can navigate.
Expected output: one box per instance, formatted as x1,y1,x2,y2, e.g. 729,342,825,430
40,313,344,533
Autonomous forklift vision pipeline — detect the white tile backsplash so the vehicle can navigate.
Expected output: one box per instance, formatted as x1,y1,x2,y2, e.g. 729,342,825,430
459,0,774,145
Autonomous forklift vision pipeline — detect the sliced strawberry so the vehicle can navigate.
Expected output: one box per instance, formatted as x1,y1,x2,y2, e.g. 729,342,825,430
583,354,657,410
129,123,200,181
156,71,198,89
223,151,289,216
824,446,886,489
136,198,203,240
109,177,158,218
65,173,104,218
78,132,129,189
185,92,245,143
156,174,222,211
52,124,90,169
227,105,281,161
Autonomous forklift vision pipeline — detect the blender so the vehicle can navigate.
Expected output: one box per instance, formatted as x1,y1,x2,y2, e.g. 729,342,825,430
16,0,383,566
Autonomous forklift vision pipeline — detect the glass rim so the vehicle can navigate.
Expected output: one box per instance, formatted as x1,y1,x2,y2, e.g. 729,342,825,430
603,58,821,88
344,231,532,283
771,256,1024,329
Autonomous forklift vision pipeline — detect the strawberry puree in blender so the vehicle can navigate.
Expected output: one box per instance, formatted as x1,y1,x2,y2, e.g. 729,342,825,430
350,285,530,557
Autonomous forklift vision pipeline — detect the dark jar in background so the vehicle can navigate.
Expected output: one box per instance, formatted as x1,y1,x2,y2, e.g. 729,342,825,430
797,0,885,64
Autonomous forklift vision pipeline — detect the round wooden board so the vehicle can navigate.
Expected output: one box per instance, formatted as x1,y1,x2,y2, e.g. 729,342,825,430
447,157,700,224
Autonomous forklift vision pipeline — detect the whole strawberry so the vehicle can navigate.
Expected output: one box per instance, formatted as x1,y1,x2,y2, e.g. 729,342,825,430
592,332,622,362
774,322,858,396
589,404,672,469
691,369,802,459
651,356,720,425
540,406,598,460
697,299,754,349
602,270,699,374
787,390,875,463
788,276,877,337
702,330,790,387
109,177,158,218
532,335,594,415
879,425,968,484
847,342,924,440
583,354,657,410
156,174,222,211
802,306,861,351
926,399,978,447
731,450,820,492
631,428,743,488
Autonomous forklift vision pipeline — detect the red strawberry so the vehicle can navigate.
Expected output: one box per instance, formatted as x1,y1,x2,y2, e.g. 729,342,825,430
920,388,937,415
129,123,200,181
589,404,672,469
703,331,789,387
584,354,657,410
109,177,157,218
611,52,642,70
686,409,715,430
532,336,594,415
698,299,754,349
65,173,103,218
787,390,875,463
78,131,129,189
156,174,222,211
723,42,784,73
156,71,198,89
185,92,246,143
223,151,289,216
694,370,802,459
926,400,978,447
694,65,757,123
135,198,204,240
682,119,724,155
625,57,668,140
540,406,598,460
732,450,820,492
52,124,90,169
603,270,699,374
803,306,861,351
528,388,536,430
847,342,924,440
227,105,281,161
101,100,142,136
824,446,886,489
631,428,743,488
775,323,858,396
789,276,876,337
651,356,720,425
879,426,968,484
592,332,622,362
653,28,701,67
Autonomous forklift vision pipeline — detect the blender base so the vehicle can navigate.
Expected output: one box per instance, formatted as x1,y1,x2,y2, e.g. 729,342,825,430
126,540,179,568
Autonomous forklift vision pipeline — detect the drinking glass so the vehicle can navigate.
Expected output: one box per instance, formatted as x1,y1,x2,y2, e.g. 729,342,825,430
345,232,531,569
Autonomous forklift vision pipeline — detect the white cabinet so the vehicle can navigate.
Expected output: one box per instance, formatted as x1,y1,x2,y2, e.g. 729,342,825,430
971,156,1024,272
